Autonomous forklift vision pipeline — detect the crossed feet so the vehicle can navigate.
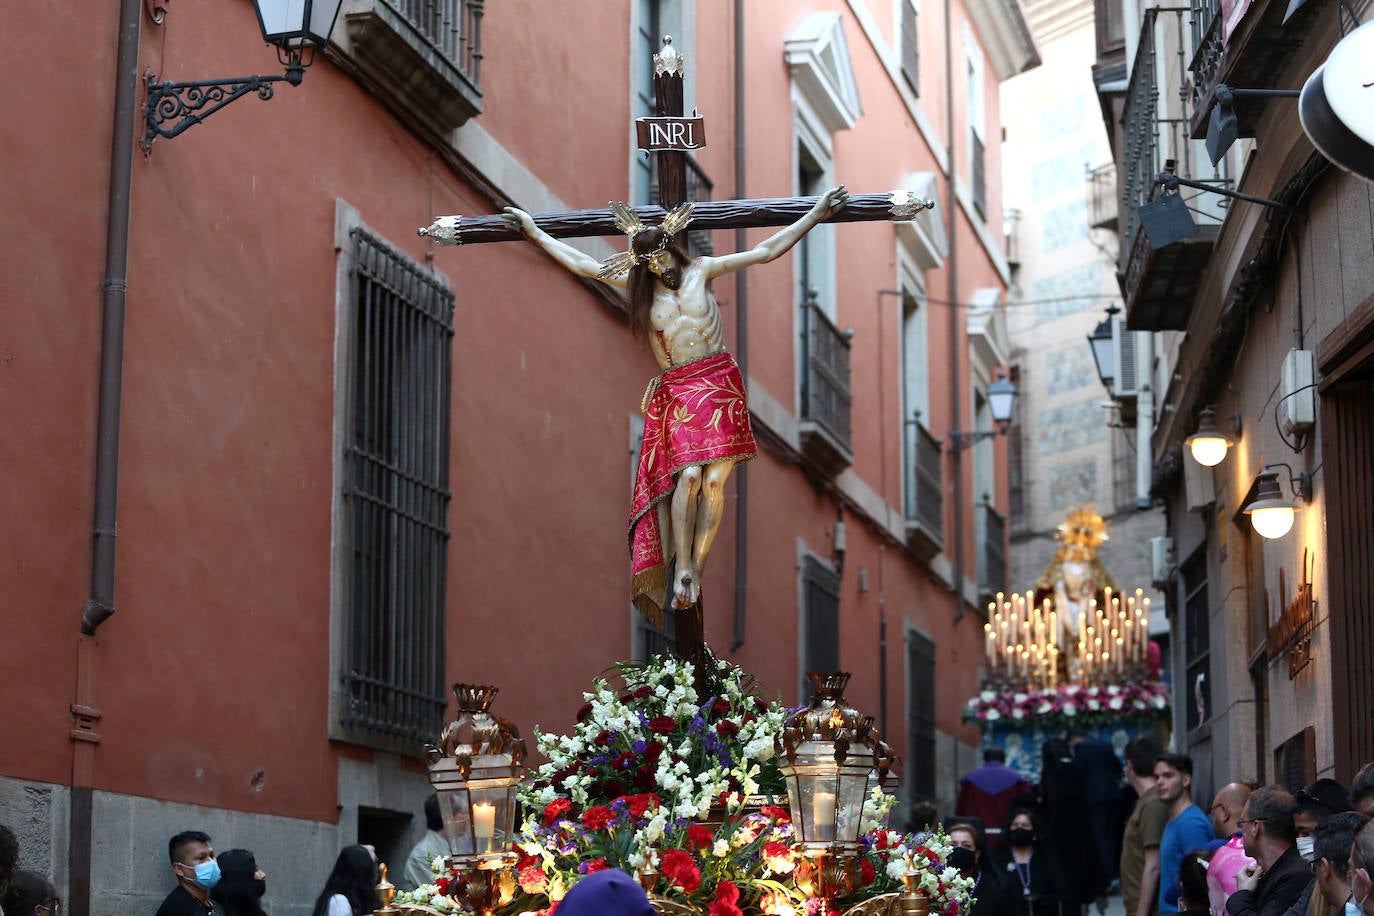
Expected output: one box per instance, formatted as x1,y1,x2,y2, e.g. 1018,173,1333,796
672,564,700,609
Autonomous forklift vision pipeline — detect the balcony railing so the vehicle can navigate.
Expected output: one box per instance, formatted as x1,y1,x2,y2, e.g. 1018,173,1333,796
1120,6,1222,329
1187,0,1327,139
971,130,987,219
344,0,485,134
904,416,944,560
391,0,485,84
1087,162,1119,231
978,501,1008,602
799,296,853,473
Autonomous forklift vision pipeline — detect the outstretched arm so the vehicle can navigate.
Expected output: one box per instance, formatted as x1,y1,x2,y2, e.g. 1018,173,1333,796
500,207,627,289
704,185,849,279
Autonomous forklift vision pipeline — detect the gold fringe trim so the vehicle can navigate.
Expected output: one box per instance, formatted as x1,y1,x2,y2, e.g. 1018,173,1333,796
633,566,669,630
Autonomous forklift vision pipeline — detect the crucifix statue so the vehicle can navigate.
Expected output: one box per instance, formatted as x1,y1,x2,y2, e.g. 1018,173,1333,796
420,37,933,666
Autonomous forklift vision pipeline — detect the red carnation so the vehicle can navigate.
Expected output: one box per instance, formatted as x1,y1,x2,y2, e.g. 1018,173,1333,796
649,716,677,734
585,858,609,874
627,793,661,818
612,752,637,771
761,805,791,823
634,766,657,790
660,849,702,893
713,698,731,713
860,860,876,885
687,824,715,849
643,741,664,761
754,697,768,710
598,780,627,801
594,730,613,746
543,798,573,826
715,720,739,738
435,876,450,895
576,702,593,722
582,805,615,831
708,880,743,916
634,685,653,699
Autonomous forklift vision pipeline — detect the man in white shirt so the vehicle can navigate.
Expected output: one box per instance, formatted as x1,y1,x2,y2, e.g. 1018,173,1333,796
402,795,451,891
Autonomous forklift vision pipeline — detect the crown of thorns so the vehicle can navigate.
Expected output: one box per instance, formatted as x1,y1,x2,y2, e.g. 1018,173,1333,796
596,200,695,280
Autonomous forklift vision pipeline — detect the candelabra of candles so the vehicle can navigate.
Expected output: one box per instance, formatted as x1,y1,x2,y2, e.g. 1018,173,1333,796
984,588,1152,691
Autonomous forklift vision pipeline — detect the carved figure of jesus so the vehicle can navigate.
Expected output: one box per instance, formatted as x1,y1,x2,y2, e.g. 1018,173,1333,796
501,186,849,617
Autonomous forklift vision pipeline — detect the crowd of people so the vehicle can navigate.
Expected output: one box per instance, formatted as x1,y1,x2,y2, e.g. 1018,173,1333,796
944,740,1374,916
2,752,1374,915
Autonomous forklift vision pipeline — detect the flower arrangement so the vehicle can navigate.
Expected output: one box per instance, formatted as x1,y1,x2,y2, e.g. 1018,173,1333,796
394,653,976,916
961,680,1169,731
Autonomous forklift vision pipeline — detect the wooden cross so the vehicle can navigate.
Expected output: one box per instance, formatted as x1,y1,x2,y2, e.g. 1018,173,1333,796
420,38,933,674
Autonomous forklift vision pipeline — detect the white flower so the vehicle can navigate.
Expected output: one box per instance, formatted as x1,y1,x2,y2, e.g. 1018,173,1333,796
713,839,730,857
1037,702,1053,714
1151,695,1167,709
985,709,1001,721
1013,693,1029,703
886,858,910,881
1109,697,1124,710
980,690,996,702
1012,708,1025,720
1063,703,1077,717
1086,699,1100,711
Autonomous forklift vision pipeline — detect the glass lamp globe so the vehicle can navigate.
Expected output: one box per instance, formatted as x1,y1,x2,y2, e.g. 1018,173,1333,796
1185,408,1233,467
1249,505,1295,539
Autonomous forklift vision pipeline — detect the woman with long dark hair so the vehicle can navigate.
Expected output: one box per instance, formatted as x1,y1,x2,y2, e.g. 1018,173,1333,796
210,848,268,916
948,820,1009,916
991,808,1060,916
311,844,381,916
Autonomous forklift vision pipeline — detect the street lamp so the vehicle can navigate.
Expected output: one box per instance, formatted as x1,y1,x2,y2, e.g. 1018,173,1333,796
426,684,526,916
143,0,344,149
1243,464,1312,539
778,672,894,912
1087,307,1121,393
949,372,1019,452
1184,407,1236,467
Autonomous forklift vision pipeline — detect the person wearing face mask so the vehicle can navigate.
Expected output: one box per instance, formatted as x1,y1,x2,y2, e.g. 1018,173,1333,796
1306,812,1369,916
2,870,61,916
209,849,268,916
947,821,1007,916
1277,780,1356,916
155,830,225,916
1351,819,1374,916
991,808,1059,916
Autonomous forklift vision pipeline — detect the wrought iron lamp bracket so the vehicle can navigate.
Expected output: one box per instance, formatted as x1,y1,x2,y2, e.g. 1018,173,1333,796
946,428,1002,452
1154,172,1290,210
1263,461,1314,502
142,53,307,150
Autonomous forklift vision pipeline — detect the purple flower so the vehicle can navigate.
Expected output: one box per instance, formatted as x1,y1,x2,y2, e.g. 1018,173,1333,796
632,740,648,754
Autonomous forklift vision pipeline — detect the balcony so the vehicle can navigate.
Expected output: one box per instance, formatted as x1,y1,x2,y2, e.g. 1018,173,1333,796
799,296,853,475
1120,7,1219,331
1188,0,1328,140
904,417,944,562
343,0,485,136
977,499,1008,605
1087,163,1119,231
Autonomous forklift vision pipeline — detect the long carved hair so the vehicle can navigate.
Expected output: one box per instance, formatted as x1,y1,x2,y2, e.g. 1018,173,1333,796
626,227,691,344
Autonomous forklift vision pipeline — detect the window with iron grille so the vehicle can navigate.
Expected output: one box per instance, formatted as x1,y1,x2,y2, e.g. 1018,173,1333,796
802,556,841,702
339,227,454,747
1181,549,1211,731
907,629,937,807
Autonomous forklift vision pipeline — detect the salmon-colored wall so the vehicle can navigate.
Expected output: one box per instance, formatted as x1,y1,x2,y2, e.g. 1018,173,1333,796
0,0,1009,822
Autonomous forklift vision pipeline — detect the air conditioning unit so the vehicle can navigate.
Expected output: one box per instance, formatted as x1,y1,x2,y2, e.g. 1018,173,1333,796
1112,317,1139,398
1151,536,1175,588
1279,348,1315,437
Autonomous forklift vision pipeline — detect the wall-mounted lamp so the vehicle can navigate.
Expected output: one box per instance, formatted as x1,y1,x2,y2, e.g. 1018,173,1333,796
948,372,1018,452
1205,84,1301,167
1087,306,1120,394
1184,406,1239,467
142,0,343,150
1138,167,1289,249
1243,463,1313,539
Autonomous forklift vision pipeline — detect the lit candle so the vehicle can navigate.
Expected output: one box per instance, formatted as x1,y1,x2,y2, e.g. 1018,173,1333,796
473,802,496,849
813,791,836,842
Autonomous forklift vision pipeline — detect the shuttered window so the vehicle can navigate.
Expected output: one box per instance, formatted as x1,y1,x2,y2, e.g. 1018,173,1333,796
907,630,937,804
901,0,920,95
339,227,454,745
802,556,841,700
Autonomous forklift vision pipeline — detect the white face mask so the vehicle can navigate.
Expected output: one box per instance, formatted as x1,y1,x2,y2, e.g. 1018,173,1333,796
1346,900,1361,916
1296,836,1315,861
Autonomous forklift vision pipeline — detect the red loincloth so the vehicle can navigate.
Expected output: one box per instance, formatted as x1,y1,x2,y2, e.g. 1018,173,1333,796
629,350,757,624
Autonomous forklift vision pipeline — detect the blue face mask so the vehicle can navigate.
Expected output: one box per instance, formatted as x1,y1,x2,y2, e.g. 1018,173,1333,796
183,860,221,890
1346,899,1360,916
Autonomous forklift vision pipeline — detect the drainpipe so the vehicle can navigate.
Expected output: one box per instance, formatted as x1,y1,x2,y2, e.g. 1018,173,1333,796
70,0,141,912
731,0,749,651
1135,332,1155,508
944,0,965,621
